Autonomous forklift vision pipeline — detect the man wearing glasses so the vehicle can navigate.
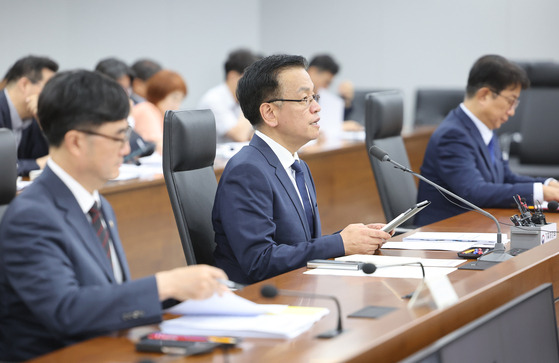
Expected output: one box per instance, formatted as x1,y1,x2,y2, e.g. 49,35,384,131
0,55,58,176
212,55,391,285
0,70,228,361
416,54,559,226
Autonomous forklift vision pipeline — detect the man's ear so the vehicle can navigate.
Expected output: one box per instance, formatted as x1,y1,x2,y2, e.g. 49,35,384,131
476,87,493,104
63,130,86,157
16,77,31,94
260,102,279,128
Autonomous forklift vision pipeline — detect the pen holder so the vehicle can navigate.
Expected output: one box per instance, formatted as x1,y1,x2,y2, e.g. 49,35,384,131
510,223,557,250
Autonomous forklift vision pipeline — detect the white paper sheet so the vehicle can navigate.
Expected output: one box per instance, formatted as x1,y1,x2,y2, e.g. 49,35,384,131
161,306,329,339
166,292,286,316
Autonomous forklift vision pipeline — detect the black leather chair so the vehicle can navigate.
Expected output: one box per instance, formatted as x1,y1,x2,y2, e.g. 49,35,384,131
346,88,390,125
414,88,464,126
505,61,559,178
162,109,217,265
365,91,418,231
0,128,17,221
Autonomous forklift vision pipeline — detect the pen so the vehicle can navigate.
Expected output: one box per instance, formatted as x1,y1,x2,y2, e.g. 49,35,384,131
217,278,245,290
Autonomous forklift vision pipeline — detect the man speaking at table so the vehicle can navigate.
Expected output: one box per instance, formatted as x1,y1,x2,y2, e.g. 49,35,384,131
0,70,228,362
212,55,391,285
416,54,559,226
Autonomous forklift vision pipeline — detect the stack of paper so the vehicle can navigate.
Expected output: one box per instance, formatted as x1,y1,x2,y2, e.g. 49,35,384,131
383,232,508,251
303,255,460,279
161,293,329,339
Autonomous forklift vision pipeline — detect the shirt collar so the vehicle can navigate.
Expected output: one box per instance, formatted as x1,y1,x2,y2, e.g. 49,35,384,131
254,130,299,169
47,159,100,213
460,103,494,145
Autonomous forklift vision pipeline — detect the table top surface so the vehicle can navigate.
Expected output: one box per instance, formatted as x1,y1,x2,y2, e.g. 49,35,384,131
28,208,559,363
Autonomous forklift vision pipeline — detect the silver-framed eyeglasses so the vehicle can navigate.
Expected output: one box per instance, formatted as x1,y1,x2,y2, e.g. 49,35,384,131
490,90,520,110
265,94,320,107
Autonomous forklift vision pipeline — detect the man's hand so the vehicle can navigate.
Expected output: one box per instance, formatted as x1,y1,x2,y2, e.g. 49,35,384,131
25,94,40,119
155,265,229,302
340,223,392,255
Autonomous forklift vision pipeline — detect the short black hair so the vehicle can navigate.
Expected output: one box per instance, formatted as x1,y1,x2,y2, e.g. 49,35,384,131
237,54,307,127
466,55,530,98
308,54,339,75
38,70,130,147
2,55,59,84
94,57,135,81
224,49,261,78
131,58,162,81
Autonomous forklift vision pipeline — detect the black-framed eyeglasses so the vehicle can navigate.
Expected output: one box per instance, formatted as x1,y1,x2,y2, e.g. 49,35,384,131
76,126,132,146
490,89,520,110
265,94,320,107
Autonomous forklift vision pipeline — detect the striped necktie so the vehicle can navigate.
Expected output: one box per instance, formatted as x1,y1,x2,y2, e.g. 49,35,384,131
88,202,112,262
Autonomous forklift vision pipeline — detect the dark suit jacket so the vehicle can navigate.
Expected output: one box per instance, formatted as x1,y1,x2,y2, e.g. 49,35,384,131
416,106,545,226
213,134,344,284
0,90,49,176
0,166,162,361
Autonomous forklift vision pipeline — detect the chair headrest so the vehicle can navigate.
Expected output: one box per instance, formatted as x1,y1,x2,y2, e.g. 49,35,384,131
0,128,17,205
163,109,216,172
365,90,403,140
516,61,559,87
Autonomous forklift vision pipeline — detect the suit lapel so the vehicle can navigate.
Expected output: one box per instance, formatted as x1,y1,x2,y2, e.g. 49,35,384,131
456,109,499,182
301,161,321,238
250,135,311,239
42,167,116,282
99,198,131,281
0,92,13,129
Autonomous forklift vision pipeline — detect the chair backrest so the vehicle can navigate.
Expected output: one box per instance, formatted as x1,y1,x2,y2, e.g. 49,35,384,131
0,128,17,221
162,109,217,265
508,61,559,164
414,88,464,126
516,88,559,164
346,88,390,125
365,91,418,226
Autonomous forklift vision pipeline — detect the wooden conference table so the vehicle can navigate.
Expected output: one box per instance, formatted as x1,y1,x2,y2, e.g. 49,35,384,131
29,209,559,363
100,126,436,279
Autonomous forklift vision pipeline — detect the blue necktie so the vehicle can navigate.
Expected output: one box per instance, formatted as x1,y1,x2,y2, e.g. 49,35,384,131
487,136,496,165
291,160,314,235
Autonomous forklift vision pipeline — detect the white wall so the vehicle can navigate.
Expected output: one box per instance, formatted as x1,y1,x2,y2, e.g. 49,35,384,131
1,0,558,127
0,0,261,109
260,0,559,128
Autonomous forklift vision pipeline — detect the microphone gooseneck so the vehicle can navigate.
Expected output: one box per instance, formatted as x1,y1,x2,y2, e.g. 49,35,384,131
368,145,511,263
260,285,343,339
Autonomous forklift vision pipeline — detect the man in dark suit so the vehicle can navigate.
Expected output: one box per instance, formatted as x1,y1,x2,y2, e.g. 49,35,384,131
0,55,59,176
212,54,391,284
0,70,228,362
416,55,559,226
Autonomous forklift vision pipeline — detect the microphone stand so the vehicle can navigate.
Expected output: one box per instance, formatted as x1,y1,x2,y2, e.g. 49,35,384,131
370,146,511,263
261,286,343,339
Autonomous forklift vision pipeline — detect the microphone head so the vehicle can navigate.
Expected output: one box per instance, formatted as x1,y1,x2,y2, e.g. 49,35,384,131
548,201,558,212
260,285,279,298
368,145,390,162
361,263,377,274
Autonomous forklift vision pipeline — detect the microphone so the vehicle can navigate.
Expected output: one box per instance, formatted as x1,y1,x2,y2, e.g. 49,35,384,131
261,285,343,339
369,145,511,263
548,201,558,212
